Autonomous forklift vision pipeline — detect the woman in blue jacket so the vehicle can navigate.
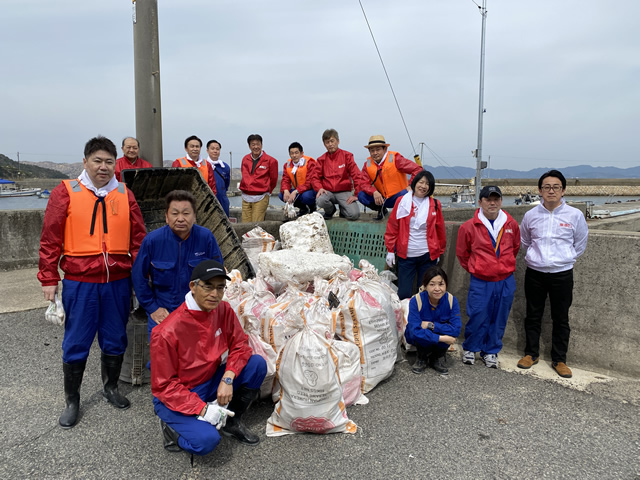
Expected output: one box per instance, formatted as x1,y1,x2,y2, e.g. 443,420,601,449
405,266,461,375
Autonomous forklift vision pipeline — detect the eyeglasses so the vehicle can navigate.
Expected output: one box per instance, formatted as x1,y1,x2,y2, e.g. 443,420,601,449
196,282,226,294
541,185,563,192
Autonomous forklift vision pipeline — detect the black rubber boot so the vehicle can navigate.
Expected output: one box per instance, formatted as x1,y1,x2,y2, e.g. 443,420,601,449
101,353,130,409
159,418,182,452
221,387,260,445
59,361,86,429
431,350,449,375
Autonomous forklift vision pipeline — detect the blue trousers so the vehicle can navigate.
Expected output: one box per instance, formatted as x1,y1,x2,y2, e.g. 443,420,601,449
153,355,267,456
462,274,516,355
357,190,406,211
396,252,437,300
61,278,131,364
278,189,316,208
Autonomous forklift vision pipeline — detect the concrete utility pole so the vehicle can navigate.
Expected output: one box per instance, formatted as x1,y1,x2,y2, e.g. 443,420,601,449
473,0,488,206
133,0,163,167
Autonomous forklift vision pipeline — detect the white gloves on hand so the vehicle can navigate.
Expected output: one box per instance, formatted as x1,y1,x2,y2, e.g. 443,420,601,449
45,294,65,326
386,252,396,268
197,401,235,430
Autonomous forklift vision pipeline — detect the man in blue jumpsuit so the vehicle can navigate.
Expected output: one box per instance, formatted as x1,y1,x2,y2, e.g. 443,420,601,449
132,190,223,338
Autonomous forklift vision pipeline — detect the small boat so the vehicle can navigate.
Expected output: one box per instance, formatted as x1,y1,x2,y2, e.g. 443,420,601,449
39,189,51,199
514,192,540,205
0,187,42,198
450,185,475,205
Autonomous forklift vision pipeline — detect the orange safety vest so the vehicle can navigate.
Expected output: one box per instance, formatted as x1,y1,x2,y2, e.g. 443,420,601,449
285,155,314,189
365,151,408,198
177,157,209,185
62,180,131,256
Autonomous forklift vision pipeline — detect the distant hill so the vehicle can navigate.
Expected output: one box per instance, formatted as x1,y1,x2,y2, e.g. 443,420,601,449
10,156,640,181
425,163,640,180
0,154,69,180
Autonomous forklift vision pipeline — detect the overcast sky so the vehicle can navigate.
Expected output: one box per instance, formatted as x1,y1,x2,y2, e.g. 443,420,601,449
1,1,638,179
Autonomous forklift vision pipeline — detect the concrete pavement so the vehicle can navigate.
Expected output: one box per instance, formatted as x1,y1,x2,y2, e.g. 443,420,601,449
1,298,639,478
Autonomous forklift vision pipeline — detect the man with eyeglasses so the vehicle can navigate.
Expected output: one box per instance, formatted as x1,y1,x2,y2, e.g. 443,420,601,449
38,136,146,428
132,190,223,339
517,170,588,378
456,186,521,369
151,260,267,456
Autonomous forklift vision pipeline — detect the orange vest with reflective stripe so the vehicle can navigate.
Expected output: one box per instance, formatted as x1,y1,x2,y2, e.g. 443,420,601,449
62,180,131,256
365,151,408,198
177,157,209,185
285,155,314,189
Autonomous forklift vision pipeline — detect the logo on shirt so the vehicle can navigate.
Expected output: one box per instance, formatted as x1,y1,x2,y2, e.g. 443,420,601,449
338,164,345,169
559,222,573,228
215,328,222,337
505,229,513,234
195,251,206,256
259,165,267,169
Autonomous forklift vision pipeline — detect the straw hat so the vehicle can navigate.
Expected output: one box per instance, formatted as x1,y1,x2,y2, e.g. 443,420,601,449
364,135,390,149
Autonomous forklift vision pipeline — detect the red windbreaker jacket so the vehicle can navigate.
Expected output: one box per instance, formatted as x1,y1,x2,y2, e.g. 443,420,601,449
456,209,521,282
310,148,368,194
150,301,252,415
384,195,446,260
238,152,279,195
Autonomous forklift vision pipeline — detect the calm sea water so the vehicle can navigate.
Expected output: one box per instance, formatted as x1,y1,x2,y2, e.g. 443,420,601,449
2,194,638,211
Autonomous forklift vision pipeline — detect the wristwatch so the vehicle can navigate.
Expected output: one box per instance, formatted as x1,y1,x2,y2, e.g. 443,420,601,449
221,376,233,385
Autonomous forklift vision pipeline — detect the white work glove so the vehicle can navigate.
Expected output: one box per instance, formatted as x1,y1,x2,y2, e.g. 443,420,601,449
386,252,396,268
197,401,235,430
45,294,65,326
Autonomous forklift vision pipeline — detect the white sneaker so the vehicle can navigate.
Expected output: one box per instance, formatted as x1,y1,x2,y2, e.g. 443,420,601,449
462,350,475,365
482,353,498,368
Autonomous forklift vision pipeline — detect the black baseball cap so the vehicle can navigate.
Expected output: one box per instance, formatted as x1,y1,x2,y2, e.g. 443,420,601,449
479,186,502,199
190,260,231,282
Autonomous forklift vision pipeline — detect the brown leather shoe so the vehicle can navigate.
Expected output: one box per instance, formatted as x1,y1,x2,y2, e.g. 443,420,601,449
517,355,539,369
553,362,573,378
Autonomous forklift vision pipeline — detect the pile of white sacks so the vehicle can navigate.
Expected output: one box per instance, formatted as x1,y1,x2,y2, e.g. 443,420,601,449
229,213,407,436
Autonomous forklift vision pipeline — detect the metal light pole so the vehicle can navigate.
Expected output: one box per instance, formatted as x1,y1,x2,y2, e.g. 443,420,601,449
133,0,163,166
473,0,488,206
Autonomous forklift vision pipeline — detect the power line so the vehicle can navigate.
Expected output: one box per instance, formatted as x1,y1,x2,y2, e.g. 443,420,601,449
358,0,416,156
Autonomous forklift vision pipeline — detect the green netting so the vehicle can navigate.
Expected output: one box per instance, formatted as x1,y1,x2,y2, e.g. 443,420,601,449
326,220,388,272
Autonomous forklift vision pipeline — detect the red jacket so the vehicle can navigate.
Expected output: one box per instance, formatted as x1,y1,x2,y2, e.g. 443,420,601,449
360,151,422,197
238,152,279,195
38,181,146,285
172,157,217,194
280,156,316,194
310,148,368,194
114,156,152,181
151,301,252,415
385,195,446,260
456,210,521,282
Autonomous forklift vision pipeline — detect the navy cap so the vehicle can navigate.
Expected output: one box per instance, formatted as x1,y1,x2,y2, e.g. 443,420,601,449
190,260,231,282
479,185,502,199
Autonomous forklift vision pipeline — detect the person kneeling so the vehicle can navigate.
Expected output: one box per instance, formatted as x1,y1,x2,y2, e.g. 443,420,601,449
405,266,461,375
151,260,267,455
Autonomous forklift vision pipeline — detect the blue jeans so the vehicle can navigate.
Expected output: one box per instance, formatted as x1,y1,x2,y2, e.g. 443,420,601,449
357,190,406,211
396,252,437,300
154,355,267,455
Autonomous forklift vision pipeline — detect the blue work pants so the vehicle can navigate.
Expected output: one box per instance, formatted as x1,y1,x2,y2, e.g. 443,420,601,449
61,278,131,364
462,274,516,355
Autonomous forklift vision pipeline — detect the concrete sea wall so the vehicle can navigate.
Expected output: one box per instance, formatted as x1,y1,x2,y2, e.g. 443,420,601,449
2,209,638,377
